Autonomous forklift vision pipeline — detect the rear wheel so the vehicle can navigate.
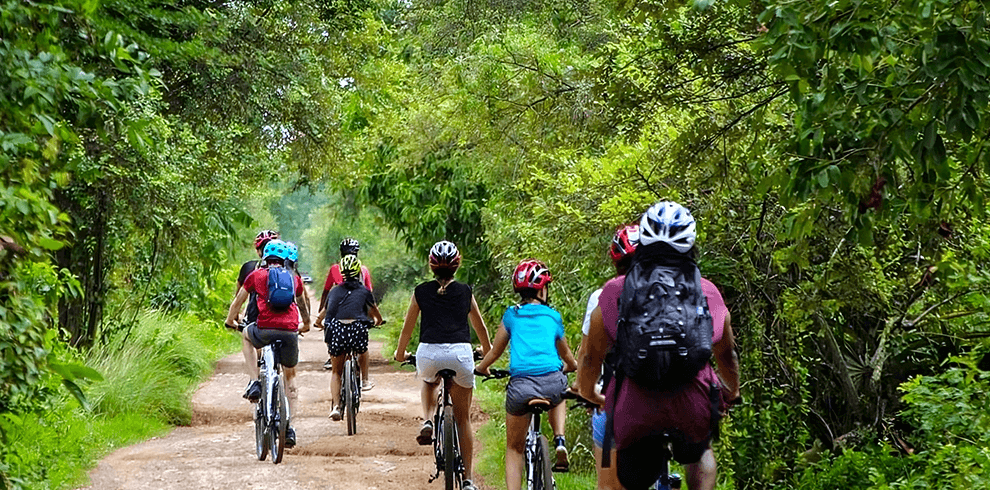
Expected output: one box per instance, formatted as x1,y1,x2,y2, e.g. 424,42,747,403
442,405,457,490
254,403,268,461
345,359,357,435
533,435,554,490
271,377,287,464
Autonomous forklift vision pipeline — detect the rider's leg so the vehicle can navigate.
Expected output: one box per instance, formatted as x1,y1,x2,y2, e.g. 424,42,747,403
284,366,297,400
504,412,530,490
597,447,621,490
449,383,475,480
329,355,346,409
241,332,259,379
421,380,440,420
359,351,371,383
684,446,717,490
548,401,566,438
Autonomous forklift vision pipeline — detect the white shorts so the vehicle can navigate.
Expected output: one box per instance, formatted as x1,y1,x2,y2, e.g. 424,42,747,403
416,342,475,389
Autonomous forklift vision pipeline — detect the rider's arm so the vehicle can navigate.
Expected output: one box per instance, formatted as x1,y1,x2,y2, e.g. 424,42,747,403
468,295,492,355
713,311,741,401
577,305,608,407
226,288,250,327
368,303,384,326
394,294,420,362
475,323,509,375
556,336,578,373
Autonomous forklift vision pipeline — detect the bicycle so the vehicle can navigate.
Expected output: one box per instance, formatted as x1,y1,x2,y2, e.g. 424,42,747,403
253,336,290,464
337,320,384,435
476,368,557,490
402,354,471,490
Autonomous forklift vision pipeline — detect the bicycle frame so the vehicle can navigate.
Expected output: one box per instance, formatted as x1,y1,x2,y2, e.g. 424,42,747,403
256,341,289,464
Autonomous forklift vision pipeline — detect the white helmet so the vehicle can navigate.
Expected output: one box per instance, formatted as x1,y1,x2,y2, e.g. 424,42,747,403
638,201,696,253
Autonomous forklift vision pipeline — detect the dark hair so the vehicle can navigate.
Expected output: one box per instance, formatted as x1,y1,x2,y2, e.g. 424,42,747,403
265,257,285,266
517,288,539,301
433,266,456,281
614,255,633,275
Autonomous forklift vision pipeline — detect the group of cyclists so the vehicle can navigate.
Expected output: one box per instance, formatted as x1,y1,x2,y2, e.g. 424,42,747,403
224,198,742,490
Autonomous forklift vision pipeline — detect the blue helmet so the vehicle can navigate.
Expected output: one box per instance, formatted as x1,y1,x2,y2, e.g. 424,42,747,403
263,239,291,261
285,242,299,263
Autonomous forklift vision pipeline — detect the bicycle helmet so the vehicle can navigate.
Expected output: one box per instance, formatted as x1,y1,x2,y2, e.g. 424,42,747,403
608,224,640,264
512,259,552,292
429,240,461,271
638,201,696,253
339,254,362,280
340,237,360,256
254,230,279,250
285,242,299,263
263,239,291,261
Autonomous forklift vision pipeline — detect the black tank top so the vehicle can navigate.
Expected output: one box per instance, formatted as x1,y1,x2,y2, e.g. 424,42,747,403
414,280,472,344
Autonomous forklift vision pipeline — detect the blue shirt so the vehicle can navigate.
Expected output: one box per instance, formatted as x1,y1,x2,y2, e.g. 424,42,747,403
502,303,565,377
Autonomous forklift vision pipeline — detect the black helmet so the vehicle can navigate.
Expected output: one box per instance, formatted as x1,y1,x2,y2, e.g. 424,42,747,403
340,237,360,256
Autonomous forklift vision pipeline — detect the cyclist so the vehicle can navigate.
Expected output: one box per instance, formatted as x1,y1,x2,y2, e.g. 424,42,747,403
577,202,741,490
230,230,279,399
319,237,375,380
394,240,493,490
475,259,578,490
284,241,312,336
224,239,303,447
572,223,638,489
321,254,383,422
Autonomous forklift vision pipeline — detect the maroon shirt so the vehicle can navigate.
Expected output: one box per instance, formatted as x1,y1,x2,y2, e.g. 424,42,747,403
243,267,305,332
601,275,726,447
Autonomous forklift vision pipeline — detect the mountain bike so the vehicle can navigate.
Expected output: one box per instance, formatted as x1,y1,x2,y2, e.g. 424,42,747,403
254,336,290,464
403,354,467,490
338,320,384,435
477,369,556,490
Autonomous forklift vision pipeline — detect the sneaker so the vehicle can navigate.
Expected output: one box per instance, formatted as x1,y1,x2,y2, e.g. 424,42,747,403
461,479,477,490
553,436,569,472
361,379,375,391
243,380,261,402
416,420,433,446
285,427,296,448
329,406,342,421
323,358,333,370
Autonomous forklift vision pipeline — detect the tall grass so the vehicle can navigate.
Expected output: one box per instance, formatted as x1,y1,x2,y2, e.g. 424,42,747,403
0,311,239,489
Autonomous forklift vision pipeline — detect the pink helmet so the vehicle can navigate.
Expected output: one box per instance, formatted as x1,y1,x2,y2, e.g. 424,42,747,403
512,259,552,292
254,230,279,250
608,224,639,264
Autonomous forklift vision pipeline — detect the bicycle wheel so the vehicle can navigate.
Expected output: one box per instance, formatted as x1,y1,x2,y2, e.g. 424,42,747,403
254,403,268,461
345,359,357,435
532,434,554,490
441,405,457,490
271,376,287,463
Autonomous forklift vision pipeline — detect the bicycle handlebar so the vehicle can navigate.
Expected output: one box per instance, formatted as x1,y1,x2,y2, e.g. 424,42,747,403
561,389,599,410
474,368,511,381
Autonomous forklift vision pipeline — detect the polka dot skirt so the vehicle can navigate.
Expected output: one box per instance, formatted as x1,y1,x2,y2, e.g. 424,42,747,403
325,318,370,357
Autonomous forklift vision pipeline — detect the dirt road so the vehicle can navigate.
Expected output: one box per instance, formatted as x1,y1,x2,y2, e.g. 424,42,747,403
78,329,491,490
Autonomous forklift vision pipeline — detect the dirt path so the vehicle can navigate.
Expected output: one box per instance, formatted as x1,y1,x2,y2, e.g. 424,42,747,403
78,329,492,490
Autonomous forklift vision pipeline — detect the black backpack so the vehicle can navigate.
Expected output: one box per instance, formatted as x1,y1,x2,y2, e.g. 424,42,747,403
613,243,713,390
266,266,295,311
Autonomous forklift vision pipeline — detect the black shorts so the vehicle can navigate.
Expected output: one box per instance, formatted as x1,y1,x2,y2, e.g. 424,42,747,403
245,324,299,367
617,431,711,489
325,318,371,357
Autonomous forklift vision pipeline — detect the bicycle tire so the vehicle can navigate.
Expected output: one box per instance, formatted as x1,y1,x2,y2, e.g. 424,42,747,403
254,403,268,461
534,434,554,490
442,405,457,490
271,376,287,463
345,359,357,435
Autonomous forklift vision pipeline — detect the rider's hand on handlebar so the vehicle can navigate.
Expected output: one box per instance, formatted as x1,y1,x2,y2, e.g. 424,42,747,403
394,349,406,363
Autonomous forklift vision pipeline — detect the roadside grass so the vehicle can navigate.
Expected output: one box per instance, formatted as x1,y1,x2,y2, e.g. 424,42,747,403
0,311,239,490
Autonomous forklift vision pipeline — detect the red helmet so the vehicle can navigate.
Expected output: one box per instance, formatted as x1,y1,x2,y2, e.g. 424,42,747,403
512,259,552,292
254,230,279,250
608,224,639,264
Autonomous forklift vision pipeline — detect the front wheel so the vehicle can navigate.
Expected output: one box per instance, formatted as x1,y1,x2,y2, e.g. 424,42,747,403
271,377,287,463
442,405,457,490
344,359,358,435
254,403,268,461
532,434,554,490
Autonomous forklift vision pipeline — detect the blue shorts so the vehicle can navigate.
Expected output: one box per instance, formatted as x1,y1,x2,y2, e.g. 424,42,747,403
591,408,606,447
